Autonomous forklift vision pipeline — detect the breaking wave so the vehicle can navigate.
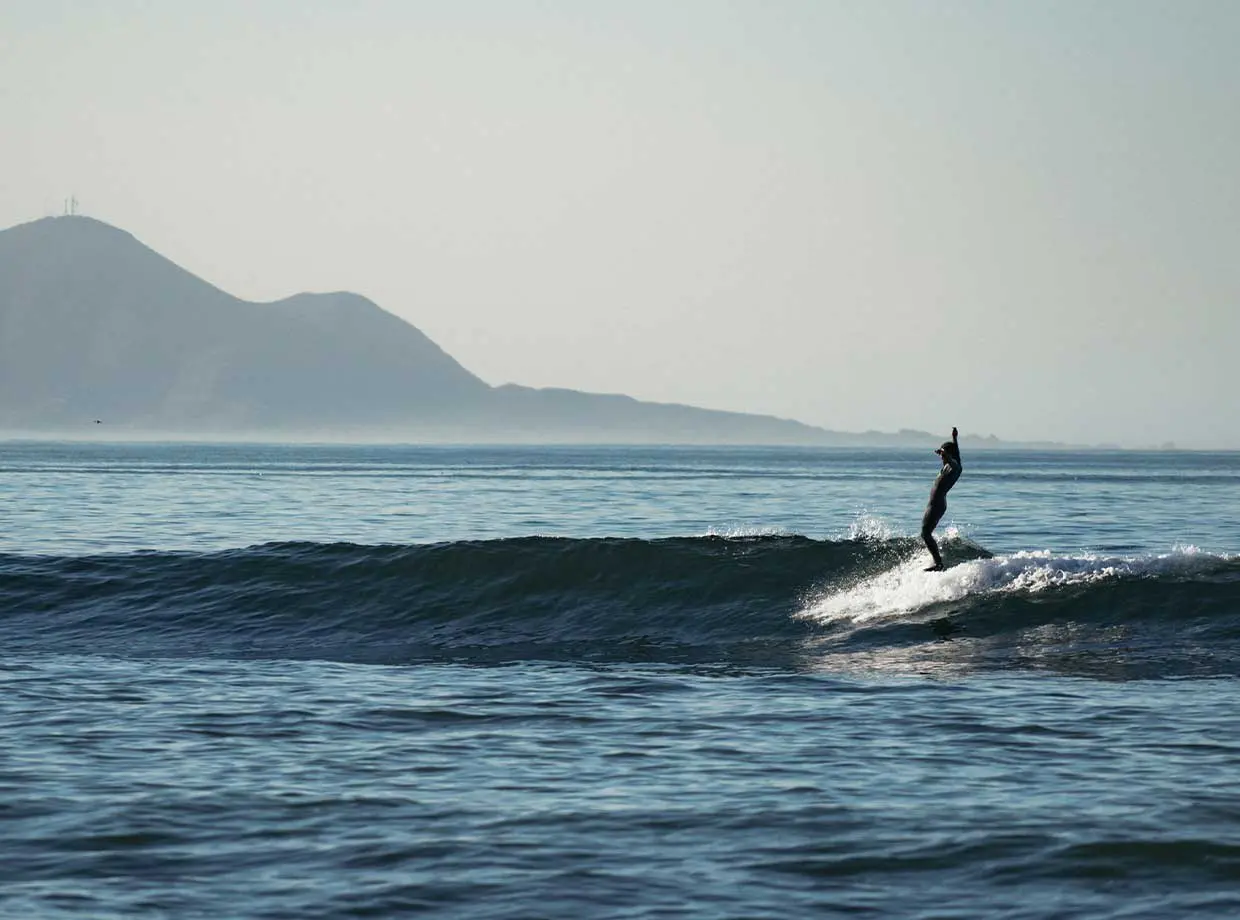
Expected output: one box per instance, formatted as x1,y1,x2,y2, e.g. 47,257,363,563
2,535,1237,678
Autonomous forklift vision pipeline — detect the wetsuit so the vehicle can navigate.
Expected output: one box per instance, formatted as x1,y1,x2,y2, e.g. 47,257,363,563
921,447,962,569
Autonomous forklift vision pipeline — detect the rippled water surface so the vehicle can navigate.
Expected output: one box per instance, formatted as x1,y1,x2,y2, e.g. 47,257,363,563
2,443,1238,918
3,443,1237,555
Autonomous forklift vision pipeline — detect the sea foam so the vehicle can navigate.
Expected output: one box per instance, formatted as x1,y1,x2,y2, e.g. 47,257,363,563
798,544,1227,627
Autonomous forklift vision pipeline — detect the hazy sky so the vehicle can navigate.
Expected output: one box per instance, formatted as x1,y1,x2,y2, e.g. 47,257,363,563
3,1,1238,447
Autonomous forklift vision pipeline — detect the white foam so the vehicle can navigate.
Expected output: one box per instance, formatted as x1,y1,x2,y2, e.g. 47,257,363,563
703,525,793,539
846,513,898,542
798,552,981,625
797,545,1225,628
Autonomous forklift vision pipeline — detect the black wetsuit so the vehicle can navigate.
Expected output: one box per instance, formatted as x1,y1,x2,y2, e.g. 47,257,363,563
921,450,962,568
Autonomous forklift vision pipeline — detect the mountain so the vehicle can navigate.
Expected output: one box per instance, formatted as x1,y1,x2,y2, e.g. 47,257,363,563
0,216,491,434
0,215,959,445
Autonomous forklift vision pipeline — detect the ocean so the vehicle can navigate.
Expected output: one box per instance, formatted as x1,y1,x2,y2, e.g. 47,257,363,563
2,442,1238,919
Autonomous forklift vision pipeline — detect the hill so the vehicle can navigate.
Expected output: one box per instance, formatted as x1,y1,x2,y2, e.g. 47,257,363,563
0,216,968,445
0,217,489,433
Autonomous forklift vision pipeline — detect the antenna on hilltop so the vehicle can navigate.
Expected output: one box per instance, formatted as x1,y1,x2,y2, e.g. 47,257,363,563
63,195,79,216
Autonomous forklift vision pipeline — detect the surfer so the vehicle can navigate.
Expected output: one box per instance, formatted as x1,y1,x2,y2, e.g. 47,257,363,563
922,426,961,571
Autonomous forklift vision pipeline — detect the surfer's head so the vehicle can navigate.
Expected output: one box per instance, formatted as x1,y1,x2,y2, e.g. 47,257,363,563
936,441,958,461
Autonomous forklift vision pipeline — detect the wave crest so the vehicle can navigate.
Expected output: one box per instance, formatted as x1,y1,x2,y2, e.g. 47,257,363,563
799,546,1232,627
2,536,1237,676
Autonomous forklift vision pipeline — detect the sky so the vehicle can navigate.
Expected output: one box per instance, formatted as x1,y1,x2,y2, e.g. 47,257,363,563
3,0,1238,448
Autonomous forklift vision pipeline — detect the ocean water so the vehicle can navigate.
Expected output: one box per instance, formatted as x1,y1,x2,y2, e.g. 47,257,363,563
2,442,1239,919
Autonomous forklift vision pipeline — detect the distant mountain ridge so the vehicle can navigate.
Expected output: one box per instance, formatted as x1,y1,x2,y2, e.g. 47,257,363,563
0,216,488,433
0,215,1010,446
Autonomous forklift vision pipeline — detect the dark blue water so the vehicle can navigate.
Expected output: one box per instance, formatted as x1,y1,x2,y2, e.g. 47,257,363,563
2,443,1238,918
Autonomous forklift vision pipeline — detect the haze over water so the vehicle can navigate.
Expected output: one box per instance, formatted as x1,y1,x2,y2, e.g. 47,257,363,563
4,1,1239,447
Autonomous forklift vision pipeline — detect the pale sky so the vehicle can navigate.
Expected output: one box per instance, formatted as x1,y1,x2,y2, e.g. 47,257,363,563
3,1,1238,447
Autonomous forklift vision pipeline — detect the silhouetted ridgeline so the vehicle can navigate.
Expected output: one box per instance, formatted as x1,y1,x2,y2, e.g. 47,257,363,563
0,216,1002,445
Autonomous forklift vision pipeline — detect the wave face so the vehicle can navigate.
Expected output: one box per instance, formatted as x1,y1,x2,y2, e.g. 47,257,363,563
2,536,1238,677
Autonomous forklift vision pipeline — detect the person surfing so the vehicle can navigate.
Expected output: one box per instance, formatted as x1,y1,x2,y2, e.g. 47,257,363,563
922,426,962,571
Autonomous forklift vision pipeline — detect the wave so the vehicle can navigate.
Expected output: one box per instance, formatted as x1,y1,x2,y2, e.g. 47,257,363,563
1,536,1238,677
799,543,1234,625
